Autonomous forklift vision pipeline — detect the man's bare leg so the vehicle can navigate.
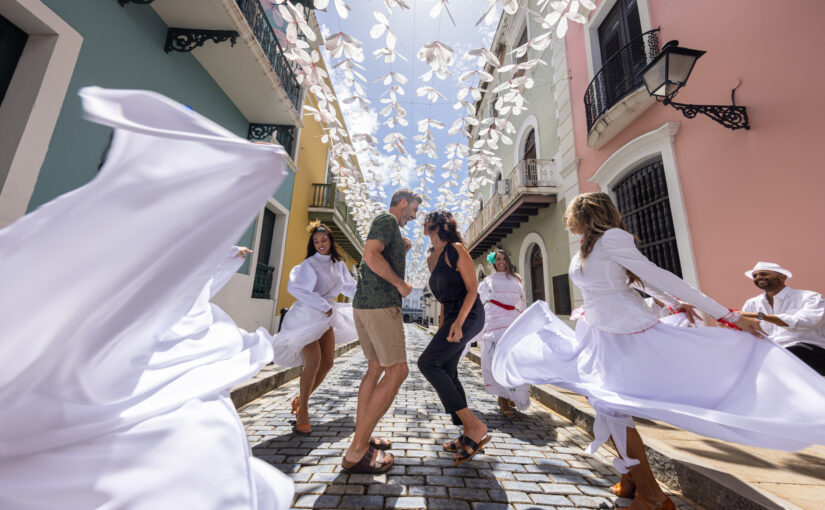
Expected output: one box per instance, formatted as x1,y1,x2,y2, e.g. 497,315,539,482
344,361,408,464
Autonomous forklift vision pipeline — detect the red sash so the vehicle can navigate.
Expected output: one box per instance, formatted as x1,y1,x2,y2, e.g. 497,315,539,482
490,299,515,311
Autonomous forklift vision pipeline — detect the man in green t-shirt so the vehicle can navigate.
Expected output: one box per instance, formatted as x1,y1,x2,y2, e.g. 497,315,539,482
342,188,420,474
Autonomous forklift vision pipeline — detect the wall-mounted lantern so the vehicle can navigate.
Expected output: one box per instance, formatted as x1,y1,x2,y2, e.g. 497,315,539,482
640,40,750,130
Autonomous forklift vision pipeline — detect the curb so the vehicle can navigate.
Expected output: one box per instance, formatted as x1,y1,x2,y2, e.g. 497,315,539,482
231,340,360,409
464,349,797,510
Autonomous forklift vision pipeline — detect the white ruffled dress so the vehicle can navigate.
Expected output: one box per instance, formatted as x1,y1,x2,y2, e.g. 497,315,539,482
270,253,357,367
475,272,531,409
492,228,825,472
0,87,294,509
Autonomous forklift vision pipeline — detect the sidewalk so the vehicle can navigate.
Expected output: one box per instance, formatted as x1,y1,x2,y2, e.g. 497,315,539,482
463,344,825,510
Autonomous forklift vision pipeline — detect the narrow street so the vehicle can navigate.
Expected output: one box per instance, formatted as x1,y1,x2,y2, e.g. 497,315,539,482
240,325,697,509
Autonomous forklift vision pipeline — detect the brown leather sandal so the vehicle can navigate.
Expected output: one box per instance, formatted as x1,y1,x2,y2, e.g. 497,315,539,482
341,447,394,474
369,437,392,451
453,434,491,466
442,435,465,452
293,407,311,435
610,472,636,499
290,396,299,415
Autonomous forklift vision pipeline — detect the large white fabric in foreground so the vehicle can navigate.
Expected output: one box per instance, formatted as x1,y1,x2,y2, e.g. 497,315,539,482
492,229,825,472
271,252,357,368
0,87,293,509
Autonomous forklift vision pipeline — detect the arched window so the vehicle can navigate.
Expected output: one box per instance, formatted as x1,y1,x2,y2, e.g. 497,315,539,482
612,158,682,276
529,244,545,303
521,128,536,160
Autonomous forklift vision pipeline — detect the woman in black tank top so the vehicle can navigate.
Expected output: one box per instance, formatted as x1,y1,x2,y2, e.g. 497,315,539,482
418,210,489,465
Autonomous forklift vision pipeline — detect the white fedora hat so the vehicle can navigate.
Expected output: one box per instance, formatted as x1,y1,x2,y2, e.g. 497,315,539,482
745,261,793,279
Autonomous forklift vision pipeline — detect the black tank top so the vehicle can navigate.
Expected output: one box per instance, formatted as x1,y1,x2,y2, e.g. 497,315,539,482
429,243,468,305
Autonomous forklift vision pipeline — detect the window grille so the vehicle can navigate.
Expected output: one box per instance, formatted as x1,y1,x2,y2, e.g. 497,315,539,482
612,159,682,277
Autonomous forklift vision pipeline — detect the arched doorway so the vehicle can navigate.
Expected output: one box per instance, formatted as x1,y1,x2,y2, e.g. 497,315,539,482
521,128,536,160
529,244,545,302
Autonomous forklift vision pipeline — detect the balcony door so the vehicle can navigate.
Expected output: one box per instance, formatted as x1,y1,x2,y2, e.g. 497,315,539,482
597,0,643,105
529,244,545,303
521,129,538,186
252,208,277,299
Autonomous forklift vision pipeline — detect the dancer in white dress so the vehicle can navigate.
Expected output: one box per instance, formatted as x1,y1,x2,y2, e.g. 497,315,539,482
476,250,531,416
0,87,294,509
492,192,825,510
271,222,357,434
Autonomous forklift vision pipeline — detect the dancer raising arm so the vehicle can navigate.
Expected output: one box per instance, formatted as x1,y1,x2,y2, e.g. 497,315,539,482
270,222,357,434
492,192,825,510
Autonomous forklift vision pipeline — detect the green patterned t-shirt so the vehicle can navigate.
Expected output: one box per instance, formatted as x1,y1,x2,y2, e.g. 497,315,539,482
353,211,405,309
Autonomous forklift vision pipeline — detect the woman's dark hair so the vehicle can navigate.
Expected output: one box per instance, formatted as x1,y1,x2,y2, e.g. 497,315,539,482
425,210,464,245
306,223,342,262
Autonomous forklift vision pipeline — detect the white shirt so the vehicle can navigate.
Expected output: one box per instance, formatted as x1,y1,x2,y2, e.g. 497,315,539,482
742,287,825,349
571,229,730,334
287,253,356,313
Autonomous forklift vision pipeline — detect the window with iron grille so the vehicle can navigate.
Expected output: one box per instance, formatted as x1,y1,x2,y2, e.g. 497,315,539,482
612,159,682,277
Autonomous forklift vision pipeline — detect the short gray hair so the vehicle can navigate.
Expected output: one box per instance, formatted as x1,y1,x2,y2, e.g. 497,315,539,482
390,188,422,207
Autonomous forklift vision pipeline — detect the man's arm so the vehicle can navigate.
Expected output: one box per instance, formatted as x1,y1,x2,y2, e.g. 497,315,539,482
363,239,412,297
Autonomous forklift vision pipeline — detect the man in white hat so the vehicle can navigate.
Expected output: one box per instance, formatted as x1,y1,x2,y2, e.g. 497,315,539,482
741,262,825,375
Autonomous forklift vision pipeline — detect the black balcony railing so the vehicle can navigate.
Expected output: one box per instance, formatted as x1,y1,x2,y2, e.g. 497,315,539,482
311,183,360,240
247,123,296,157
584,28,660,132
236,0,302,113
251,262,275,299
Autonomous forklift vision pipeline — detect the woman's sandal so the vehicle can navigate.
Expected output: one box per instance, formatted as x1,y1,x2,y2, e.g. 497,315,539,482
618,493,675,510
369,437,392,451
453,434,491,466
340,446,394,474
442,435,465,452
610,472,636,499
293,407,311,435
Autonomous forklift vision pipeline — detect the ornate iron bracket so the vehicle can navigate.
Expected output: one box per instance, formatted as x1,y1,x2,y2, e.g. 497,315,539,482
118,0,155,5
663,86,750,130
164,28,239,53
248,124,284,141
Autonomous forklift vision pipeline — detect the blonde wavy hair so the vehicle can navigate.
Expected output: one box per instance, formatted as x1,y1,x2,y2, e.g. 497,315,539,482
564,192,641,287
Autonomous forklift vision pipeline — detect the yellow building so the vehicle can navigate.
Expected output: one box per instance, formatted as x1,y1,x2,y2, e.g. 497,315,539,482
276,57,364,321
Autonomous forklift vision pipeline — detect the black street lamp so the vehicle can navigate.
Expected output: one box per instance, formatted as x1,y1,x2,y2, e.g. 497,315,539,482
640,40,750,130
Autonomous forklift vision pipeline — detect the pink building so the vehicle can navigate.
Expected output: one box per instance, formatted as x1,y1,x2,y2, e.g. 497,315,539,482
561,0,825,310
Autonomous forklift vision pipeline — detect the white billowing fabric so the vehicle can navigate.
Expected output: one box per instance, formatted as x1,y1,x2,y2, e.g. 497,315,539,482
0,87,293,509
492,228,825,472
743,287,825,349
270,252,358,367
642,297,699,328
473,272,531,409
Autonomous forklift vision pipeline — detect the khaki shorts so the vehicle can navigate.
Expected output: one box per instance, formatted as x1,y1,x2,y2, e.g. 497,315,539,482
353,307,407,367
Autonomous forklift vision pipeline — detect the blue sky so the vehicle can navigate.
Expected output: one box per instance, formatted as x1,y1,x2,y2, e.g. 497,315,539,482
315,0,499,282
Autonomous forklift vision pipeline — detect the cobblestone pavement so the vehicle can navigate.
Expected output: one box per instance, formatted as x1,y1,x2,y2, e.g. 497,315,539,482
240,325,697,509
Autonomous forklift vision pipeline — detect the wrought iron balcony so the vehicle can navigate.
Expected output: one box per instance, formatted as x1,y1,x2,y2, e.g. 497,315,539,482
465,159,559,257
309,183,364,262
235,0,302,114
584,29,660,133
247,123,296,157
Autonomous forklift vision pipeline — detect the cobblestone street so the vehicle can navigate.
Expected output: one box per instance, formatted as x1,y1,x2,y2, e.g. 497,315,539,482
240,325,697,509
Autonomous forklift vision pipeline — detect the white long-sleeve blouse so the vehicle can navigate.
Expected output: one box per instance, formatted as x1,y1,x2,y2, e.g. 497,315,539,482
572,228,730,334
287,253,356,312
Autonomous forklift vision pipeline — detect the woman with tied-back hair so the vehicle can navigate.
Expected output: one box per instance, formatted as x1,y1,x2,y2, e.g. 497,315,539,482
270,221,357,435
492,192,825,510
474,249,530,417
419,210,490,465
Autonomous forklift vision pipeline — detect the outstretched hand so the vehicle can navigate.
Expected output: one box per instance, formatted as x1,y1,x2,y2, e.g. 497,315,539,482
236,247,253,259
734,316,766,338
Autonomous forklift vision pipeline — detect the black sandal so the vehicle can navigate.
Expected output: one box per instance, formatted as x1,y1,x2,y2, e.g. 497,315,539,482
453,434,491,466
369,437,392,451
340,446,394,474
442,435,465,452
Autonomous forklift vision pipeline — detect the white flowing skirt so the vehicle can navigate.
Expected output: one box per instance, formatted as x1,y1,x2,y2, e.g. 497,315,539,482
492,301,825,471
477,309,531,409
270,301,357,368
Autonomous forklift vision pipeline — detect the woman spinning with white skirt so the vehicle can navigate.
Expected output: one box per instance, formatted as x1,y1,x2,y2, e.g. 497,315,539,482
270,222,357,434
492,192,825,510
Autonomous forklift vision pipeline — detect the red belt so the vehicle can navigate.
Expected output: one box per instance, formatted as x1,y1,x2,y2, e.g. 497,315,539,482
489,299,515,311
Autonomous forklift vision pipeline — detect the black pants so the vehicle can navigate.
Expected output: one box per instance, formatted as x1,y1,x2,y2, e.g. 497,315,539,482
787,343,825,376
418,304,484,425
